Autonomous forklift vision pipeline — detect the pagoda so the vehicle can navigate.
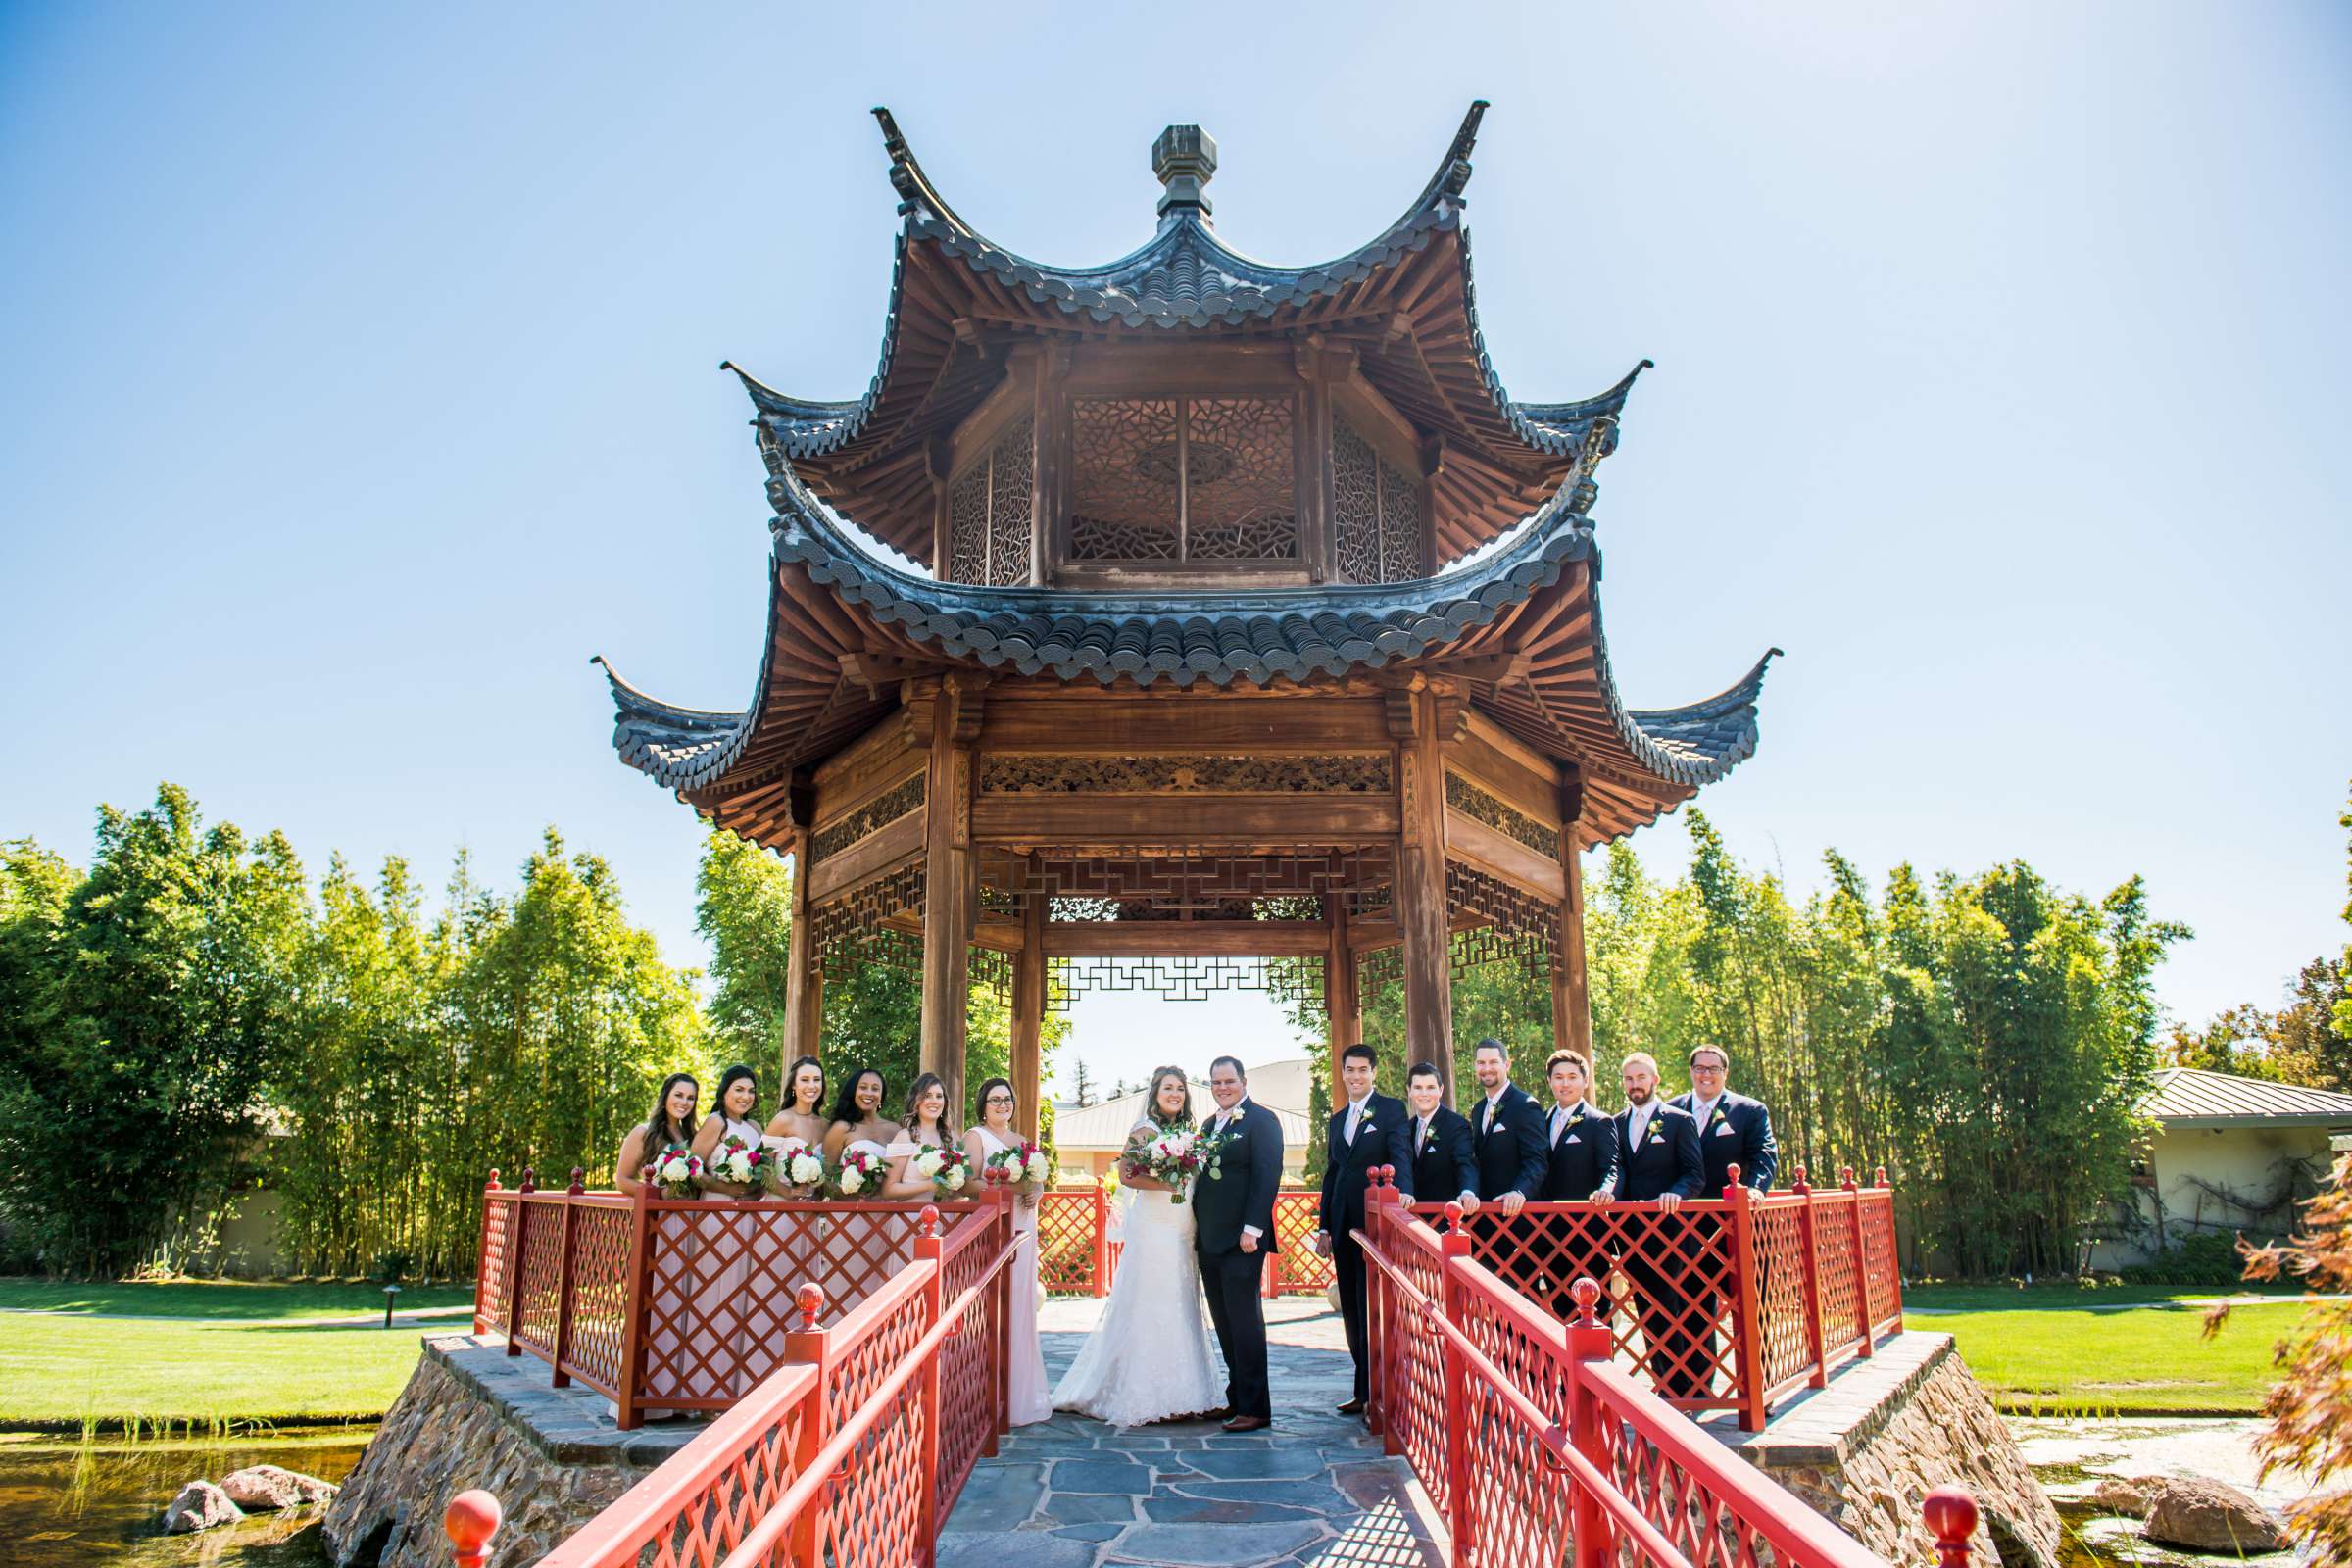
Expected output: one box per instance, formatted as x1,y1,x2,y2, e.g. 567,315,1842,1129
597,103,1776,1128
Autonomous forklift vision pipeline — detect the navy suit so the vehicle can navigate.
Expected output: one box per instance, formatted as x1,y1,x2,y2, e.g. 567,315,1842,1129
1405,1105,1478,1214
1469,1084,1550,1201
1609,1101,1710,1398
1193,1097,1283,1420
1536,1101,1619,1320
1669,1091,1778,1195
1320,1092,1415,1404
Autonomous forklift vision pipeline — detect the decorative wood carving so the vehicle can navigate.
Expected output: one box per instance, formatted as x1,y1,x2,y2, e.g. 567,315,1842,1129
946,415,1036,586
1045,954,1324,1012
808,774,925,864
1446,860,1561,980
1332,415,1426,584
978,754,1392,795
1445,771,1557,857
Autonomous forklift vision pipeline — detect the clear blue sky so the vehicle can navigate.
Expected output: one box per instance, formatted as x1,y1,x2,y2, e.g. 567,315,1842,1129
5,3,2348,1094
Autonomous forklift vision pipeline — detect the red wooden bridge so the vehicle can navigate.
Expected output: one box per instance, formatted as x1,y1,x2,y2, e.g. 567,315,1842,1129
451,1166,1966,1567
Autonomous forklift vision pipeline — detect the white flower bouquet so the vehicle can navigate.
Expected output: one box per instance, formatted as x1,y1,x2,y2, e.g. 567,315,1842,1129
913,1145,969,1195
648,1146,703,1199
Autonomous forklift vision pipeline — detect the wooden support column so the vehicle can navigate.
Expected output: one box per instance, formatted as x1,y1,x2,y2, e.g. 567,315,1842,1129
1392,681,1457,1103
1324,895,1360,1058
918,679,979,1120
780,776,822,1082
1552,770,1592,1060
1030,344,1071,585
1011,855,1046,1141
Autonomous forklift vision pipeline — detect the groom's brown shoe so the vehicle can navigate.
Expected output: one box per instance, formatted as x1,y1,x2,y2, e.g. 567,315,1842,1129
1337,1397,1367,1416
1221,1415,1270,1433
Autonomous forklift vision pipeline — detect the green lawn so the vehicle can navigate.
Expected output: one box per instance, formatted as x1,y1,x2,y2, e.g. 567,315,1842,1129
1907,1299,2299,1414
0,1314,453,1427
0,1277,474,1319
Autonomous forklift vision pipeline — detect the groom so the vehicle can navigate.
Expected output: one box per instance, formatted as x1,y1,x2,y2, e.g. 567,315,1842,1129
1194,1054,1283,1432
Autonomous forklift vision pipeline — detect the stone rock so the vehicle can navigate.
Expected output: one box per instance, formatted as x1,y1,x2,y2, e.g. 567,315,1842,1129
2142,1478,2288,1555
223,1463,338,1510
2086,1477,2155,1515
163,1480,245,1534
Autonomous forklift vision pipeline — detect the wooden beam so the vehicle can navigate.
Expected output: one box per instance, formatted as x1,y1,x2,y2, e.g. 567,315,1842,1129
920,689,977,1118
1042,921,1332,958
1396,685,1457,1105
1444,809,1569,904
1011,857,1046,1142
806,808,924,906
1553,771,1592,1061
973,792,1400,845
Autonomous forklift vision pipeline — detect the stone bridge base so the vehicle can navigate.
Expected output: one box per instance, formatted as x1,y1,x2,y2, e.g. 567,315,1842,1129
1705,1331,2061,1568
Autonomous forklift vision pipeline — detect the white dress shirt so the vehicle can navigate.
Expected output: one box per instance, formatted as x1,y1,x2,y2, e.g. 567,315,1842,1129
1344,1094,1372,1147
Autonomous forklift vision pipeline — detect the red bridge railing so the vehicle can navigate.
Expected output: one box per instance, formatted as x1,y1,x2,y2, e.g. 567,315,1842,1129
1410,1163,1901,1431
525,1200,1020,1568
1357,1178,1932,1568
471,1169,1006,1430
1034,1185,1335,1298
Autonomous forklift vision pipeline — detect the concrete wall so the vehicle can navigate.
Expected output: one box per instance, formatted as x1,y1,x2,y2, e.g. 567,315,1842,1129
2089,1124,2328,1269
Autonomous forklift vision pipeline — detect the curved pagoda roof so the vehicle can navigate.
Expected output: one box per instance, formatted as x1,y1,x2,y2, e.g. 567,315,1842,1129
730,102,1652,565
600,454,1777,849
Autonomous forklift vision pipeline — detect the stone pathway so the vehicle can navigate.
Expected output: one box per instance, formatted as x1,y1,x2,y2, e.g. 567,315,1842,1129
940,1298,1444,1568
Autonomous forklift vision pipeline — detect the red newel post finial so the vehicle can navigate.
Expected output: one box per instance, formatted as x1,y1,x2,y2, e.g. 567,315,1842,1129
1726,1161,1743,1196
1793,1163,1811,1194
519,1167,536,1194
1924,1486,1979,1568
445,1489,503,1568
1570,1275,1603,1328
568,1166,585,1196
797,1283,826,1330
485,1168,501,1191
1875,1165,1889,1188
919,1204,940,1238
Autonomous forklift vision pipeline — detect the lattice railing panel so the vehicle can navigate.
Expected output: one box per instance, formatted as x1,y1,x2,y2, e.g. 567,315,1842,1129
1454,1282,1576,1568
629,1387,814,1568
1034,1189,1099,1294
1268,1191,1334,1294
1597,1387,1777,1568
816,1366,926,1568
1752,1202,1814,1395
561,1201,635,1397
825,1277,930,1428
937,1208,1011,1500
1860,1194,1901,1333
1446,1201,1742,1408
475,1193,515,1333
1374,1210,1454,1513
1811,1193,1863,1360
514,1198,567,1358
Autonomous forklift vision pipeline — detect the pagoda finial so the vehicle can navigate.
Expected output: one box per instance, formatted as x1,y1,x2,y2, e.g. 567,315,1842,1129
1153,124,1217,222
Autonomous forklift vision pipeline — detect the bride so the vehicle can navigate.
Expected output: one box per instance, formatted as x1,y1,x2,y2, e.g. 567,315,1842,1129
1052,1065,1226,1426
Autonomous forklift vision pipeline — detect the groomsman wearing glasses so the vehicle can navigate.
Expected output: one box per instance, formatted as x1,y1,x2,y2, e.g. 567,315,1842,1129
1314,1044,1416,1416
1669,1044,1778,1398
1404,1061,1478,1216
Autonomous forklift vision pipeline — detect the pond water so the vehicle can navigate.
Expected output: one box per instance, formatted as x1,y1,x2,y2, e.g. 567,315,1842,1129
0,1427,373,1568
2009,1415,2307,1568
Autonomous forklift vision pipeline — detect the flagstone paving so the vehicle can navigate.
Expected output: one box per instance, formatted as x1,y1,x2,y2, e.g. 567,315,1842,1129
939,1298,1445,1568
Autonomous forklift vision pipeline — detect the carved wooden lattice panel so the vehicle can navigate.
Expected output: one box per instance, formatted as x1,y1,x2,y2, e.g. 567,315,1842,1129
948,466,989,584
1046,954,1325,1010
1378,444,1423,582
984,415,1034,587
1446,771,1559,856
1446,860,1560,980
979,754,1392,794
1333,418,1381,584
978,845,1394,914
1186,396,1297,559
1070,397,1179,558
809,775,924,864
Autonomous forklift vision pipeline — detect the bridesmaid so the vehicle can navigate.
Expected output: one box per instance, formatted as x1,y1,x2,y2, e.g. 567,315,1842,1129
882,1073,957,1200
822,1067,900,1170
691,1064,767,1396
764,1055,829,1196
612,1072,699,1420
964,1077,1050,1425
617,1072,700,1196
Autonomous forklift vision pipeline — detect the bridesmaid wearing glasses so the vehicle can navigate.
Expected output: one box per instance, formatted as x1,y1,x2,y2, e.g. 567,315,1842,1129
965,1078,1050,1425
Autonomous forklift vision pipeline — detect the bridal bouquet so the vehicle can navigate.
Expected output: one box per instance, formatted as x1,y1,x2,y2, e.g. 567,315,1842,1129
763,1136,826,1194
648,1146,703,1199
709,1135,771,1197
982,1142,1051,1189
831,1147,887,1198
913,1145,969,1196
1127,1128,1204,1205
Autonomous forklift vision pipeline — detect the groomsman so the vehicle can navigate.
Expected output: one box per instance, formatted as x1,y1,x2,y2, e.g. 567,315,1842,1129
1467,1039,1549,1211
1537,1049,1618,1319
1600,1053,1707,1399
1315,1044,1415,1415
1403,1061,1478,1214
1669,1045,1778,1195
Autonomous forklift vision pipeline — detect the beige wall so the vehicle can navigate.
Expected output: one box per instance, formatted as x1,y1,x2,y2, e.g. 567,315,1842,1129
2089,1123,2332,1268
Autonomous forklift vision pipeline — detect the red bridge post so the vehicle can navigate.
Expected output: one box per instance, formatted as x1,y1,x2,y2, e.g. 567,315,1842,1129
1565,1277,1615,1568
1091,1182,1110,1298
1727,1165,1769,1433
1792,1166,1829,1391
784,1284,833,1568
504,1168,535,1356
1439,1204,1473,1568
1842,1167,1873,1358
471,1170,501,1334
612,1181,654,1431
550,1168,584,1388
444,1490,502,1568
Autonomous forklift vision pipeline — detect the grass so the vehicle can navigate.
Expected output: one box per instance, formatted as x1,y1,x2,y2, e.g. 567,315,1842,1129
0,1277,474,1319
1906,1298,2302,1414
0,1313,451,1427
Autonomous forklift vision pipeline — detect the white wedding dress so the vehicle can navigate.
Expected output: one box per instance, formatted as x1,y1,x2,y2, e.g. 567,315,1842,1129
975,1126,1053,1426
1051,1121,1225,1427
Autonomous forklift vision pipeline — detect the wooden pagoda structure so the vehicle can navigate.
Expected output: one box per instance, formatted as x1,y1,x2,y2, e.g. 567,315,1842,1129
598,104,1776,1129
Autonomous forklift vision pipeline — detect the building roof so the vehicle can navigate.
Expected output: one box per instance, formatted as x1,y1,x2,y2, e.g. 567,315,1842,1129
727,103,1650,564
598,451,1775,848
1052,1057,1317,1152
2143,1068,2352,1130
